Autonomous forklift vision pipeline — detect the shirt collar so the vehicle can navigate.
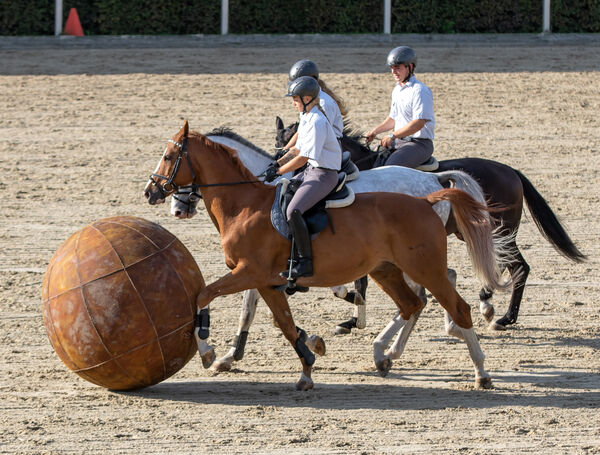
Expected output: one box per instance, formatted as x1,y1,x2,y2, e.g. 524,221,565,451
398,75,417,89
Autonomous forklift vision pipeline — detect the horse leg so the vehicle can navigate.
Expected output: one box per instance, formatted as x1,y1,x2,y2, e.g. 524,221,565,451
258,287,316,391
426,279,492,389
269,303,326,356
194,306,216,368
385,273,427,360
441,268,466,341
369,264,425,377
334,276,368,335
492,252,530,330
478,287,496,324
212,289,260,372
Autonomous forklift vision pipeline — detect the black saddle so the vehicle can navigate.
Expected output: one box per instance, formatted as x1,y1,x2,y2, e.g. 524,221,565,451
270,172,354,239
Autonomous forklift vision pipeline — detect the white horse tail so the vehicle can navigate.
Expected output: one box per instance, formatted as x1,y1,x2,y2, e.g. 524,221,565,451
425,187,513,292
435,170,518,276
435,170,486,205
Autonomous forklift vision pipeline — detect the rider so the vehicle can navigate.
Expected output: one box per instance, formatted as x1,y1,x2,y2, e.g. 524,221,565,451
264,76,342,279
280,59,347,152
365,46,435,168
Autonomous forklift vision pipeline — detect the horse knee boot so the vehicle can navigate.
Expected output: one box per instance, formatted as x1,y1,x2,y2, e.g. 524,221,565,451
288,209,313,278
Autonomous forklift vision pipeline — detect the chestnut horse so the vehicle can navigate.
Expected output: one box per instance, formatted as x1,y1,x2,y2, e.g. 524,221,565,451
144,120,508,390
169,127,498,373
275,117,587,330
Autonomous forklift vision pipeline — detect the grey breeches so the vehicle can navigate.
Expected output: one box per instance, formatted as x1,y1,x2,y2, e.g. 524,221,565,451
286,165,338,219
385,138,434,168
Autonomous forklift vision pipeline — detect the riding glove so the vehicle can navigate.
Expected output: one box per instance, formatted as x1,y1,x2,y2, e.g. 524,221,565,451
264,162,280,182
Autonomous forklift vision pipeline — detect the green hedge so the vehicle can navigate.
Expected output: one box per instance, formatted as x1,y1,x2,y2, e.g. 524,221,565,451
1,0,599,35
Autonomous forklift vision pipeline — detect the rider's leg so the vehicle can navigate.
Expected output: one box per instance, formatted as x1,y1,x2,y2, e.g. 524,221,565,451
284,166,338,279
287,209,313,278
385,139,433,168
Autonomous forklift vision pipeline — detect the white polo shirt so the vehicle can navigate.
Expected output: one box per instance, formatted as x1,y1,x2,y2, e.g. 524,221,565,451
319,89,344,138
296,106,342,170
389,75,435,141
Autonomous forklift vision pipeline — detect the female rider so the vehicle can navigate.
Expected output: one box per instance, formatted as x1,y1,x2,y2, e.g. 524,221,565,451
264,76,342,279
280,59,347,153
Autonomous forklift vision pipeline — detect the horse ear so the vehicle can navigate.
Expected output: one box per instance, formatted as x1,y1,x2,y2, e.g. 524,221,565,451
181,119,189,137
276,116,284,131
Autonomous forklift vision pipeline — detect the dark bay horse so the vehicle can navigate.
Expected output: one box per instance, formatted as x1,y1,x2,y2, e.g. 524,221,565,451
144,120,510,390
275,117,587,330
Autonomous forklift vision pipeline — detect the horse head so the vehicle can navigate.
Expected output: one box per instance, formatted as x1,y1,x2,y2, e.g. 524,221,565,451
275,116,375,170
170,186,201,219
275,116,298,151
144,120,195,205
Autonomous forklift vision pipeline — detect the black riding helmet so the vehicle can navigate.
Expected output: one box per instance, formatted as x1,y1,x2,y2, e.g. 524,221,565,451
387,46,417,82
289,59,319,81
286,76,320,113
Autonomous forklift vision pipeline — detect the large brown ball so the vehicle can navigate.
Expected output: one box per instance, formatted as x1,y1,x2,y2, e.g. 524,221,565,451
41,216,203,390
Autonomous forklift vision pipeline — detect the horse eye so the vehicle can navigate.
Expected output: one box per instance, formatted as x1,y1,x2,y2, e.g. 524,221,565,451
164,155,172,162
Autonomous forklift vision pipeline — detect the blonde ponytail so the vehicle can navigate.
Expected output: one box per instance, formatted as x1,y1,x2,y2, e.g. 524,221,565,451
318,79,349,117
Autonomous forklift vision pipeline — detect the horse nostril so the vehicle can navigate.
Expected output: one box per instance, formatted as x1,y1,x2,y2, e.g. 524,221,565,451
174,211,181,217
144,191,150,199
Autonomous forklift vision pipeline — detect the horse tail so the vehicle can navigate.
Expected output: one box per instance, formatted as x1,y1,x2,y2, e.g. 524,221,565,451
435,169,487,205
425,188,511,292
515,169,586,263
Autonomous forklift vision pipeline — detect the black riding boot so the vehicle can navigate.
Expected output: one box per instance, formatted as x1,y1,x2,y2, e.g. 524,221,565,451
286,209,313,278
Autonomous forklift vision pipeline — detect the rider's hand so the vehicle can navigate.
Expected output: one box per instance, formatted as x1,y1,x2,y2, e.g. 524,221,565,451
381,135,394,149
264,162,280,182
274,149,287,160
365,131,376,143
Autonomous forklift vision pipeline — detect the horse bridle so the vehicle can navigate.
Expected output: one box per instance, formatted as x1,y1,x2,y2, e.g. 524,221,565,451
149,136,265,200
149,138,195,200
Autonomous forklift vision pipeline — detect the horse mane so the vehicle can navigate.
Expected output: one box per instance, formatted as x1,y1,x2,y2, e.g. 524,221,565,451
188,130,261,185
342,118,363,142
204,126,274,159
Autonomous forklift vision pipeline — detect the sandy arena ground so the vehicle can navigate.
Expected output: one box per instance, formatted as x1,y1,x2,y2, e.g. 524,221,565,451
0,35,599,454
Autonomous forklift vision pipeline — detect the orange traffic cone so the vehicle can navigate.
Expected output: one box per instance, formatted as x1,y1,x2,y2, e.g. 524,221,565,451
64,8,84,36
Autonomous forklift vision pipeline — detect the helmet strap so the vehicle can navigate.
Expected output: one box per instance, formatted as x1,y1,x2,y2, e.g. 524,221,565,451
301,96,317,114
403,64,415,83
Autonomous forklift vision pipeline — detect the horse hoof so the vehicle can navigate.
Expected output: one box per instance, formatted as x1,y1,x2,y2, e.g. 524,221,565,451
295,378,314,391
476,376,493,389
376,357,392,377
489,320,507,331
200,347,216,369
480,302,495,323
306,335,326,356
334,317,357,335
334,325,351,335
211,358,233,373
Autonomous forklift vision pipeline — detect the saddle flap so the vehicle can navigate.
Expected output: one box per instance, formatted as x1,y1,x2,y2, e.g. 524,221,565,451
416,156,439,172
